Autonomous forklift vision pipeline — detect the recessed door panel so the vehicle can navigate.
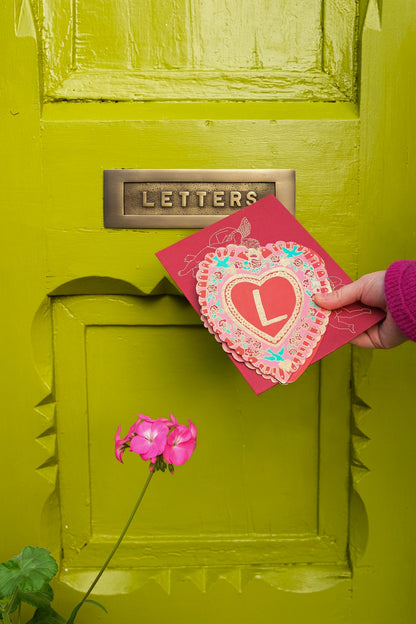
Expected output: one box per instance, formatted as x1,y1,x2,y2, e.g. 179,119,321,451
53,295,350,580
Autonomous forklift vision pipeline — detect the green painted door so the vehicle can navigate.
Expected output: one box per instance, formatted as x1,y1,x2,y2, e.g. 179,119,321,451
1,1,416,623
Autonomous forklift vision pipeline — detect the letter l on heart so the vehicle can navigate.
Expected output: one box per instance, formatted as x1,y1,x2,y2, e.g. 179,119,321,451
253,289,288,326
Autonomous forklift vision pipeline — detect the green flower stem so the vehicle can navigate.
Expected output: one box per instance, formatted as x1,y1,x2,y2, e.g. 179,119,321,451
1,587,18,624
66,469,155,624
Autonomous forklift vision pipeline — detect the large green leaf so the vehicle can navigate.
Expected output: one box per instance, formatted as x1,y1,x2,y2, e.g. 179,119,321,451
8,582,54,614
0,547,58,598
25,606,66,624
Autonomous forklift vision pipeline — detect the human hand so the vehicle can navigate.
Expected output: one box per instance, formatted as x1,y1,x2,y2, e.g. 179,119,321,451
314,271,408,348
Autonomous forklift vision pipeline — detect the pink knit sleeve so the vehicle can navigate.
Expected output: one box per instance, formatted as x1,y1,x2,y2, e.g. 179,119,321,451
385,260,416,342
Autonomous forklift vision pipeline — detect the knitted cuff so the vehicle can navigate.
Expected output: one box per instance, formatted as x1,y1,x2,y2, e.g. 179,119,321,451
385,260,416,342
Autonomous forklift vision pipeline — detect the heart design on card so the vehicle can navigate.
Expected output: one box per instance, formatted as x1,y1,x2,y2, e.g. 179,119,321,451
196,242,331,384
223,270,303,344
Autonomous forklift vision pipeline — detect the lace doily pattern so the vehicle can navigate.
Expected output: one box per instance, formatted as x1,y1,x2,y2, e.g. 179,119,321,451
196,242,331,384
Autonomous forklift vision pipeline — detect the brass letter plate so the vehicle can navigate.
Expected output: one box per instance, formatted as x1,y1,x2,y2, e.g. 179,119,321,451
104,169,295,229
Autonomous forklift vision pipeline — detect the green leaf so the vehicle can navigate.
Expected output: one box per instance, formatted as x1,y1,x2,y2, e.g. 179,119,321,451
66,598,108,623
8,583,54,614
84,599,108,613
0,547,58,598
25,606,66,624
0,612,12,624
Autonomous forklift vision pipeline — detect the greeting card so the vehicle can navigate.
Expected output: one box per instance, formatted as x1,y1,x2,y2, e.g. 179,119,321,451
156,195,384,394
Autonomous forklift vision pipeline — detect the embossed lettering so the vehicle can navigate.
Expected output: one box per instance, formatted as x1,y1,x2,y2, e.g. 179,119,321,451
179,191,190,207
142,191,155,207
161,191,173,207
246,191,258,205
213,191,225,207
230,191,242,207
196,191,207,207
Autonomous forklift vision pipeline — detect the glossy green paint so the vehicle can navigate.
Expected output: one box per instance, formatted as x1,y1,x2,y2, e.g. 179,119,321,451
1,1,416,623
38,0,358,101
51,297,349,567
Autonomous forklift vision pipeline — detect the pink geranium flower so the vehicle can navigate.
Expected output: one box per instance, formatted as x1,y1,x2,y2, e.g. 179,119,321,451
71,411,198,623
130,419,169,461
115,421,139,463
163,420,197,466
115,413,197,471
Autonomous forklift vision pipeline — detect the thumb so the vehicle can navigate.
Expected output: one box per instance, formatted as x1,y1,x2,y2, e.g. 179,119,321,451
314,281,364,310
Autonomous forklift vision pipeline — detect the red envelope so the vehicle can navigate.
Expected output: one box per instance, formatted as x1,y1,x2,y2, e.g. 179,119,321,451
156,195,384,394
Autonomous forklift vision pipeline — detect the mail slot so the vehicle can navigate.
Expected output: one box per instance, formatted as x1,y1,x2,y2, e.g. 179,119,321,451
104,169,295,228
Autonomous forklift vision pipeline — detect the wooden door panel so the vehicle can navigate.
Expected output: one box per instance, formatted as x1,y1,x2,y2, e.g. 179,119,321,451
3,0,416,622
6,1,415,622
38,0,358,100
52,294,351,593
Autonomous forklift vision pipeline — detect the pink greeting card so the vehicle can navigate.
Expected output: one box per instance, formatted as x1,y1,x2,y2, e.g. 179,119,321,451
156,195,384,394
